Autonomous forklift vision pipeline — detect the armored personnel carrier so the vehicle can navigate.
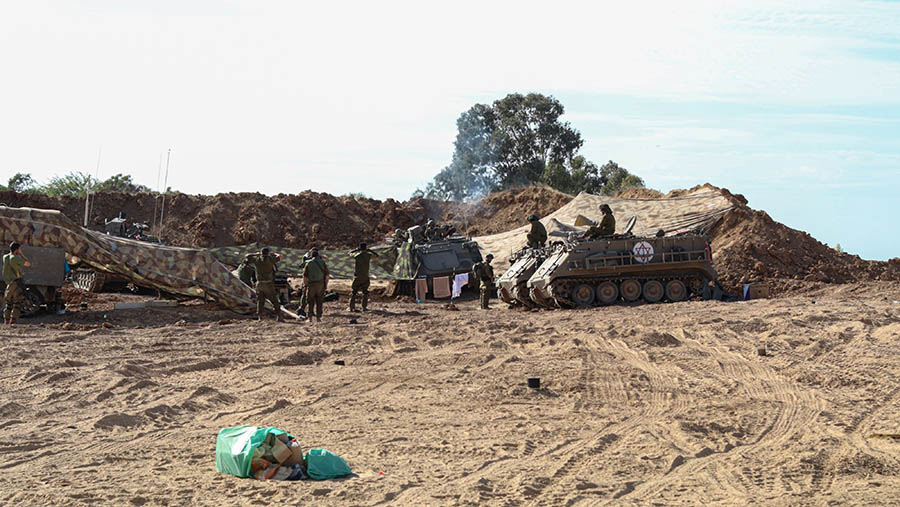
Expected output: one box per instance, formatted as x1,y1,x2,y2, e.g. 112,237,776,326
391,224,482,296
72,213,160,292
497,245,557,307
526,225,732,308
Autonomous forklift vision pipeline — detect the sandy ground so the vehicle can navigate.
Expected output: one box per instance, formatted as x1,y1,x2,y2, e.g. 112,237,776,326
2,283,900,505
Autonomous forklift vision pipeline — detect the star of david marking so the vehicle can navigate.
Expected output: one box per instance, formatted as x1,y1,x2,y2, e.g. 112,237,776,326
633,241,654,263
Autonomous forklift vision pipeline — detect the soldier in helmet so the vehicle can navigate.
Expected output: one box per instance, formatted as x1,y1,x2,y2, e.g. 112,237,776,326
473,253,495,310
247,247,283,321
526,214,547,248
584,204,616,239
348,242,378,312
424,219,437,241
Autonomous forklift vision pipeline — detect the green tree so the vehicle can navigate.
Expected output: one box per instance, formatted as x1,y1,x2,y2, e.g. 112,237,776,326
541,156,606,195
598,161,644,196
95,173,152,193
41,172,98,197
490,93,583,188
425,93,642,200
7,173,38,193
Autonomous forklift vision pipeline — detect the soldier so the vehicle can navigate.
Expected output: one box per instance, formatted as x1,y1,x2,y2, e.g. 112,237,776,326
236,255,256,286
598,204,616,235
583,204,616,239
473,253,495,310
526,214,547,248
348,242,378,312
3,242,32,325
424,219,437,241
303,248,329,322
247,247,283,322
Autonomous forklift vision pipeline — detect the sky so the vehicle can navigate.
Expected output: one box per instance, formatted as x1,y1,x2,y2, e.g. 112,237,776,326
1,0,898,260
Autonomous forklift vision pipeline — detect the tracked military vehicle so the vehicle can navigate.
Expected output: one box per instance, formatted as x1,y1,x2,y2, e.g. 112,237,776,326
497,245,558,308
72,213,160,292
391,224,482,296
526,219,732,307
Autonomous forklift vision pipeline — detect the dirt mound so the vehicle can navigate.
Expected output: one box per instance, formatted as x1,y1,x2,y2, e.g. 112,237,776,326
707,188,899,291
0,186,569,249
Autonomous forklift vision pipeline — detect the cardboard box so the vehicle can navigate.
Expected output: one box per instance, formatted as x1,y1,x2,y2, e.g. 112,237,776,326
743,283,770,300
283,442,304,466
271,438,292,464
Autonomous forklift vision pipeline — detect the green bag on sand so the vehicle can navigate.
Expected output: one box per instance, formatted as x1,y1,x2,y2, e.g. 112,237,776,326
215,425,294,478
305,448,352,480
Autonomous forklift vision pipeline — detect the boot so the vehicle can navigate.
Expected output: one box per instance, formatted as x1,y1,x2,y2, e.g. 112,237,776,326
255,313,262,321
276,314,284,323
349,292,357,312
8,318,16,325
362,293,369,312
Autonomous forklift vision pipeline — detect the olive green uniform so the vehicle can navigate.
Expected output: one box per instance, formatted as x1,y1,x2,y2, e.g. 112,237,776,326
349,249,378,311
474,260,494,309
2,253,27,322
598,213,616,236
249,254,280,316
303,257,329,319
527,220,548,248
236,259,255,286
584,213,616,239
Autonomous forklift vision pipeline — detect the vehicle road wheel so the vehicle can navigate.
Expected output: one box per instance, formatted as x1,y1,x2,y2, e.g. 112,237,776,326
21,288,44,318
666,279,688,302
596,281,619,305
642,280,664,303
621,279,641,302
571,283,595,307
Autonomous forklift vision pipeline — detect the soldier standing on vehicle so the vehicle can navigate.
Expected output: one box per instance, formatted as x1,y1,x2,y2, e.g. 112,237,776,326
473,253,495,310
303,248,329,323
526,214,547,248
348,242,378,312
248,247,283,322
3,243,32,325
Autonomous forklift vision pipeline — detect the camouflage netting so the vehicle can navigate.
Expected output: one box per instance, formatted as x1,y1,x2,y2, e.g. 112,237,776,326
0,206,256,313
206,243,398,279
474,187,735,267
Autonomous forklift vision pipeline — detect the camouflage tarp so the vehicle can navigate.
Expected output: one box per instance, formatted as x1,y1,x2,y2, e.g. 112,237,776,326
205,243,398,280
0,206,256,312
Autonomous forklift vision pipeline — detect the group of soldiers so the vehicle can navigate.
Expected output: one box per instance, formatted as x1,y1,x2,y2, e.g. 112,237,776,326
237,242,377,322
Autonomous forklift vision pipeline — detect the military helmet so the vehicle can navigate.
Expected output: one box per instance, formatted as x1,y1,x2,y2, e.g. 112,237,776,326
426,219,435,226
600,204,612,213
527,214,538,222
261,247,270,256
485,253,494,261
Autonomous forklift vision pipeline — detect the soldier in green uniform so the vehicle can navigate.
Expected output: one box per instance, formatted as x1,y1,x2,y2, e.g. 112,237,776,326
348,242,378,312
583,204,616,239
3,243,32,325
303,248,329,322
236,256,255,286
526,214,547,248
473,253,495,310
247,247,283,322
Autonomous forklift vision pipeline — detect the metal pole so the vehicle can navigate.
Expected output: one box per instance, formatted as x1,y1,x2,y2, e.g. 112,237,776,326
84,146,101,227
159,149,171,239
152,151,162,233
